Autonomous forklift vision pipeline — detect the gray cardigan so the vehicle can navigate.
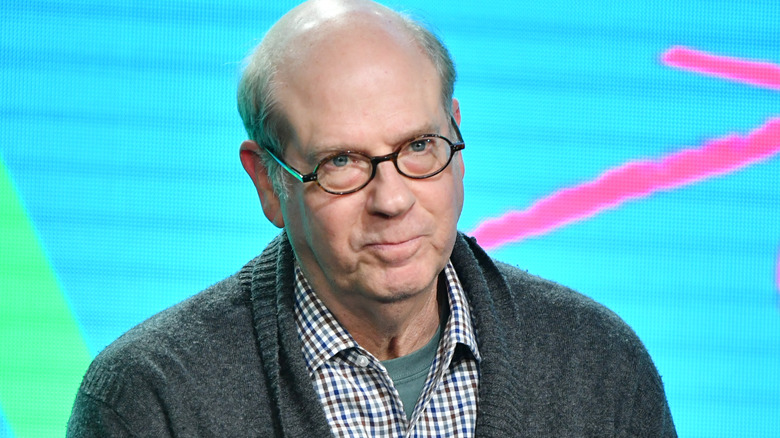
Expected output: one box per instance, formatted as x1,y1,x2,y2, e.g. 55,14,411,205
67,233,676,436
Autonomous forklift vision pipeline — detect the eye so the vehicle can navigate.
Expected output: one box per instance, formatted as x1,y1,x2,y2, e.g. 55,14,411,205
328,154,352,167
407,138,433,153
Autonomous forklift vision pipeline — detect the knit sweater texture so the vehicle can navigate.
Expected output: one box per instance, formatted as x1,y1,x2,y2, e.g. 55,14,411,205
67,232,676,437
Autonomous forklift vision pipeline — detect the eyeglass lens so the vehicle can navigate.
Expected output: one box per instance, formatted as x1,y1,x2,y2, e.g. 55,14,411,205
316,136,455,193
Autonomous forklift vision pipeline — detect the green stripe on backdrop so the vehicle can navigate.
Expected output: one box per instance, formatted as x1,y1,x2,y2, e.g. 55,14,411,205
0,158,92,437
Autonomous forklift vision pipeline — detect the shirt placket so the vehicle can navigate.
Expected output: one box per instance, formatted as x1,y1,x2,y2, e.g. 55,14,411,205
405,339,456,437
340,349,408,437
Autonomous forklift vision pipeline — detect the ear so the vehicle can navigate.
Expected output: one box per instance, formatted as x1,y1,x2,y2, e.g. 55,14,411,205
451,98,461,126
450,98,465,178
239,140,285,228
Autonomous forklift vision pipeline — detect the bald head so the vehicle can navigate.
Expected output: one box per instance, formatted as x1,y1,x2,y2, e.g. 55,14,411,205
237,0,456,195
271,1,422,88
264,0,404,53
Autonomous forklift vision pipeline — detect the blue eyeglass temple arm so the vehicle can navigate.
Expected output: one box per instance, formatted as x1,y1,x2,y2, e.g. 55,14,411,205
260,147,311,183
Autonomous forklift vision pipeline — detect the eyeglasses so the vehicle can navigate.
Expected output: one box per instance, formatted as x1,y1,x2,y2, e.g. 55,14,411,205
262,118,465,195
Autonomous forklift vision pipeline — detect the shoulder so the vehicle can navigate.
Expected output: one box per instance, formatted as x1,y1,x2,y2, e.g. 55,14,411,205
89,270,253,375
71,263,271,435
453,233,638,348
498,262,674,434
489,255,650,366
453,232,661,391
453,234,675,435
495,259,630,335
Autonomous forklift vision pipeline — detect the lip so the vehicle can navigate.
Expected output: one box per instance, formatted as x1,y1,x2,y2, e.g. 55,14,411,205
368,235,418,246
364,235,423,264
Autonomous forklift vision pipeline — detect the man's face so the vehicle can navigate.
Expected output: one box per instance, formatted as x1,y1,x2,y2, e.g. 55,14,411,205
272,23,464,312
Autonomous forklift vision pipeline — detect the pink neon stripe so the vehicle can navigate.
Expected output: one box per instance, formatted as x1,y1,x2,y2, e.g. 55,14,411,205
665,46,780,298
470,117,780,249
662,46,780,90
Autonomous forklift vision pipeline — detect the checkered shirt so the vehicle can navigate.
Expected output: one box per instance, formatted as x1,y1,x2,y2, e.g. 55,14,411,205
293,261,481,438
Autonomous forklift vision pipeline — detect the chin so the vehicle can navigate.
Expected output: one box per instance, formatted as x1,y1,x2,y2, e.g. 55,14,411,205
371,290,421,305
367,269,438,304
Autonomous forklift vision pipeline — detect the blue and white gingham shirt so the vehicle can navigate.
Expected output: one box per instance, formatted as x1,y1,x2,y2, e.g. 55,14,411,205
293,262,481,438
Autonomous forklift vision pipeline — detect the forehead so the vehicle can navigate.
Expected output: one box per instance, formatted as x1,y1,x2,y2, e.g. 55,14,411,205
273,13,444,152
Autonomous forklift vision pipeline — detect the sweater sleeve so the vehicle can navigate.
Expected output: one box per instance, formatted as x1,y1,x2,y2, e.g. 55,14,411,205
67,390,141,438
66,357,175,438
624,343,677,437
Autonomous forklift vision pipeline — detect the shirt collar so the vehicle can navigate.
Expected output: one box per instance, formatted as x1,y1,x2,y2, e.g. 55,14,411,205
440,262,481,362
293,261,481,375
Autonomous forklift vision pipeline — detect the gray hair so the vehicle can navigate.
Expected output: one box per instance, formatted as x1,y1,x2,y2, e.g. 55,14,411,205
236,5,456,198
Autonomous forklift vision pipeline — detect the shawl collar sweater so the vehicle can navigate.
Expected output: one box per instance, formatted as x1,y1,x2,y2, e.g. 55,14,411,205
67,232,675,437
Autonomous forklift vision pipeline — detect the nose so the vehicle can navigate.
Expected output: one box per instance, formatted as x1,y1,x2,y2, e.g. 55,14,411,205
366,160,415,217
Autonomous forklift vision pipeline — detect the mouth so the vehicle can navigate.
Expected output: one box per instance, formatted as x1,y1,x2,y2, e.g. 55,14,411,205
365,236,423,264
369,235,417,246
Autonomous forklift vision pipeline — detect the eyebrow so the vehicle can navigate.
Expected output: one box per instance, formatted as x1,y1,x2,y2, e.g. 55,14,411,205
305,121,444,162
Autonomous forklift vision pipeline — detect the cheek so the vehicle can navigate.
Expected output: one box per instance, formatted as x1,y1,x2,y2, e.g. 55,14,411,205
299,194,363,251
452,155,465,179
427,176,463,219
454,180,465,217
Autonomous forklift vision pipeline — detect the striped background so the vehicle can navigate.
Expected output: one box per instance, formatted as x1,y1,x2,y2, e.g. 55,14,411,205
2,1,779,436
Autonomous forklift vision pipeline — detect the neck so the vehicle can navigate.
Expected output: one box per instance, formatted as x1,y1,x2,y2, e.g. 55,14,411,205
319,280,442,361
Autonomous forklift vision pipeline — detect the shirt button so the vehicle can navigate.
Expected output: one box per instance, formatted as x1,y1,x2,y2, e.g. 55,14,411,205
355,354,370,367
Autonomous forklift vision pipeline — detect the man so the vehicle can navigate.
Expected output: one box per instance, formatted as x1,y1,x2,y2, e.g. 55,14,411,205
68,0,676,436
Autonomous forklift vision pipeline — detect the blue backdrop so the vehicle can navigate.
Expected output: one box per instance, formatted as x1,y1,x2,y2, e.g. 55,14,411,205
1,1,779,436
